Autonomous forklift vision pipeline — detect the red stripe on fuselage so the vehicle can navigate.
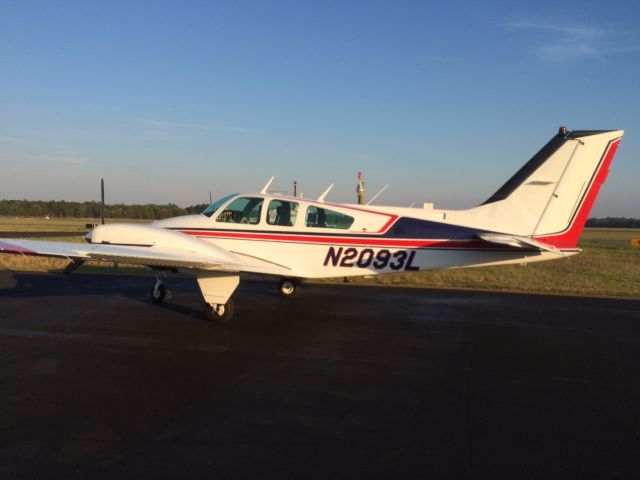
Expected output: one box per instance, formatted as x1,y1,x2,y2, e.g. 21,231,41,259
178,230,513,249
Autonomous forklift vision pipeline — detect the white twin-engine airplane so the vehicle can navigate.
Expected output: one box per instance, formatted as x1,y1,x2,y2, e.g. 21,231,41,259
0,128,623,322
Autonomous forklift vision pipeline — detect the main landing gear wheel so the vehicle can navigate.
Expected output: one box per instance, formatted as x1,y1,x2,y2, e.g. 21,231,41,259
204,298,235,323
150,284,167,303
278,278,299,298
150,274,171,304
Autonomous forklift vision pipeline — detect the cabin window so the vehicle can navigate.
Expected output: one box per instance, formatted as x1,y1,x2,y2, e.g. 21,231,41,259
305,206,354,229
202,193,237,218
216,197,263,224
267,200,299,226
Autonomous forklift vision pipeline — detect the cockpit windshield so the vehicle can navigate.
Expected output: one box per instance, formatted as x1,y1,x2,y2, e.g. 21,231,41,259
201,193,237,217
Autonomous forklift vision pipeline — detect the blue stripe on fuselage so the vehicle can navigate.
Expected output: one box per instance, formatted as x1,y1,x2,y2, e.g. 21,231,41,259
383,217,486,239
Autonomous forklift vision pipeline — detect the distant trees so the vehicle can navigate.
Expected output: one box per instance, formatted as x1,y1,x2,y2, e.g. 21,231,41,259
585,217,640,228
1,199,638,226
185,204,208,214
0,199,207,220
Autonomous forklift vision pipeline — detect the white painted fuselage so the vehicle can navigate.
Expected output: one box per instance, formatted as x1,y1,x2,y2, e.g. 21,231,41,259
150,194,568,280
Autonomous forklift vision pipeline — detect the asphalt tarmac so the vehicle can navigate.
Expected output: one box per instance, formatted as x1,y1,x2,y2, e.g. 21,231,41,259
1,270,639,479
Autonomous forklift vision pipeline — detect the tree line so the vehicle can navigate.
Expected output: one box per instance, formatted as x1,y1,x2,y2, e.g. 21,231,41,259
585,217,640,228
1,199,638,226
0,199,208,220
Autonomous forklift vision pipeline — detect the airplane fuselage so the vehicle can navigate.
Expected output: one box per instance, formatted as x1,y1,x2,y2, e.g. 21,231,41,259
152,193,571,280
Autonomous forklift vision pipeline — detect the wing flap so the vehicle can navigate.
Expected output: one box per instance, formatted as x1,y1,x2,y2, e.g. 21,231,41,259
0,238,230,270
85,252,215,269
0,238,292,275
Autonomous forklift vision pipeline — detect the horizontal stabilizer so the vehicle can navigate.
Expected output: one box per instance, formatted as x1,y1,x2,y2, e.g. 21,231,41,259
477,233,563,254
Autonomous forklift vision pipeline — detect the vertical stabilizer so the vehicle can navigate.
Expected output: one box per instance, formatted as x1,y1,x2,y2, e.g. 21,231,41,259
458,128,623,248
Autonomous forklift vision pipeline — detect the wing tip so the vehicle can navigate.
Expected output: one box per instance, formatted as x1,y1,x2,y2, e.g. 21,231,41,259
0,240,37,255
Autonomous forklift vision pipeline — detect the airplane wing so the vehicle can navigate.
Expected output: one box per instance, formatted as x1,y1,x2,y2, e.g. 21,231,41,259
477,233,563,254
0,238,291,276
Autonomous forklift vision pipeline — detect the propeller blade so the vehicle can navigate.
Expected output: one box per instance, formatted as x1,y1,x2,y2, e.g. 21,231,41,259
101,178,105,225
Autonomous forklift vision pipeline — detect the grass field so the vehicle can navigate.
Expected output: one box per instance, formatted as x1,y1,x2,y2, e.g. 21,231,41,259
331,228,640,298
0,217,638,298
0,217,151,274
0,217,149,232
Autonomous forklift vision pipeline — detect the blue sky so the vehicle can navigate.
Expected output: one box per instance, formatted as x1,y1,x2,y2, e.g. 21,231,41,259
1,0,639,216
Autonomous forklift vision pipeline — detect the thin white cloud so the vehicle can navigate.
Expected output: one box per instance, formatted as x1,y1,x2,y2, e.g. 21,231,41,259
534,42,600,62
506,21,604,39
505,20,640,61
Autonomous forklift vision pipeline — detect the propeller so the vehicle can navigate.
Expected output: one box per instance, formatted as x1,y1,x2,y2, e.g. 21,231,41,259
101,178,105,225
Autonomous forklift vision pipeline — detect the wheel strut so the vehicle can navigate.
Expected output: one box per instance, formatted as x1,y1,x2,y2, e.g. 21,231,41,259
150,272,171,304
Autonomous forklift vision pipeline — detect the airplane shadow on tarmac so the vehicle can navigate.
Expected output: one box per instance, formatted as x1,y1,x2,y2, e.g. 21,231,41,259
0,271,214,321
0,270,288,322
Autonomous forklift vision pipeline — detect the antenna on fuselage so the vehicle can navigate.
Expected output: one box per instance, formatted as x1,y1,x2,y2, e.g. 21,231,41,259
209,191,212,203
356,171,365,204
260,176,275,194
366,184,389,205
317,183,334,203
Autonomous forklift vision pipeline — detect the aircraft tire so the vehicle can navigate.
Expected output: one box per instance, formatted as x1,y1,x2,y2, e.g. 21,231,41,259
278,278,298,298
150,284,167,304
204,298,235,323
